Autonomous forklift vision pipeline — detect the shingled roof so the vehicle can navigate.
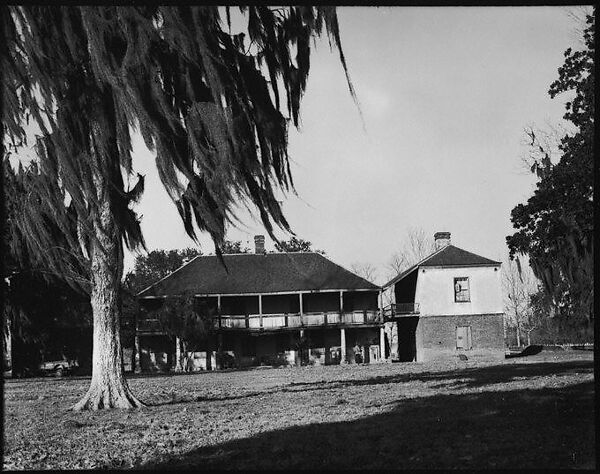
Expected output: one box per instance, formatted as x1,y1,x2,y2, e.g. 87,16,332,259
138,252,379,297
384,245,501,288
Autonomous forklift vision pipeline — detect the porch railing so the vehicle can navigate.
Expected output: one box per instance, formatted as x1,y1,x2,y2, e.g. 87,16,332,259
382,303,420,319
137,318,163,333
216,310,381,330
137,310,382,333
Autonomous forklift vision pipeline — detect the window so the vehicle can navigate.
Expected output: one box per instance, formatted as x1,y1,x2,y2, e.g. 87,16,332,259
456,326,472,350
454,277,470,302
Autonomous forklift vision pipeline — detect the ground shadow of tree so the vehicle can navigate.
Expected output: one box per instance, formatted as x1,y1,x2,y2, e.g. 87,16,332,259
138,368,594,469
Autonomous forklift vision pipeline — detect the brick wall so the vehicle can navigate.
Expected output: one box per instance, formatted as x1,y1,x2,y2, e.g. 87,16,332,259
416,313,504,362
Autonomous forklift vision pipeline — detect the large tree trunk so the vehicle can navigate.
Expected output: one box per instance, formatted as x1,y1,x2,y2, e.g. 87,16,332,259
71,198,144,411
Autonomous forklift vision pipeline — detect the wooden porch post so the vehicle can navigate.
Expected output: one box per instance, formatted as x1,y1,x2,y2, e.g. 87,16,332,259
299,292,304,325
340,327,347,364
379,327,386,362
174,336,182,371
217,295,222,329
217,295,222,370
299,329,306,366
258,294,263,328
217,333,223,370
134,304,141,373
134,334,141,374
206,348,213,371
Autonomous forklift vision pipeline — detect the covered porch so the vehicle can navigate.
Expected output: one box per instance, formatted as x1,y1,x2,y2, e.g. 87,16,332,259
135,289,387,371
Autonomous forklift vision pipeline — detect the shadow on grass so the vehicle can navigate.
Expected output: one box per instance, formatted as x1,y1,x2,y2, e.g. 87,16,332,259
505,345,544,358
148,358,594,406
139,379,595,470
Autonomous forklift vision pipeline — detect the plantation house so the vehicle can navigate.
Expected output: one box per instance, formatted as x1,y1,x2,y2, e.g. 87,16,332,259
135,236,384,371
135,232,505,372
382,232,505,362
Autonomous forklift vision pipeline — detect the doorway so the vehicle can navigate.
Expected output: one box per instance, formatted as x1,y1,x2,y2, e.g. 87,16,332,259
396,317,419,362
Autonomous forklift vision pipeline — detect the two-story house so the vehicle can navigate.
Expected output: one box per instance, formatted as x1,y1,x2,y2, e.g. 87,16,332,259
135,236,384,372
382,232,504,362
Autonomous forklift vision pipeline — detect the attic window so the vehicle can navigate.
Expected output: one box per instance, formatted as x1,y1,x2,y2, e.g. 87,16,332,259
454,277,470,302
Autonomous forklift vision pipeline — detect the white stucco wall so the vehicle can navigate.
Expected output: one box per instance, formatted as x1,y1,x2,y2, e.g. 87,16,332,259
415,265,502,316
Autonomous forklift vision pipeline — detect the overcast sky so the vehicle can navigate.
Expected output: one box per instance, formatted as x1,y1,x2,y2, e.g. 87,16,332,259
123,6,586,283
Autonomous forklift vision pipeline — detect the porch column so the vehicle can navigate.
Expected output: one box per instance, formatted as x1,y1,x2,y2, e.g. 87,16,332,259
134,334,141,373
340,328,347,364
216,333,224,370
299,329,305,366
258,294,263,328
206,349,213,370
299,292,304,325
291,332,299,366
174,336,182,371
216,295,223,369
379,327,386,362
339,290,344,312
217,295,222,328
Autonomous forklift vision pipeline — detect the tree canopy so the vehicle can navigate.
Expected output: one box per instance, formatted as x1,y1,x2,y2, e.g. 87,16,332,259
219,240,252,254
3,158,93,375
506,11,594,325
124,248,202,294
3,6,356,263
274,236,324,253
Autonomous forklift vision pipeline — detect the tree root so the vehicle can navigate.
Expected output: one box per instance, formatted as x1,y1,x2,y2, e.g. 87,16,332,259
71,382,146,411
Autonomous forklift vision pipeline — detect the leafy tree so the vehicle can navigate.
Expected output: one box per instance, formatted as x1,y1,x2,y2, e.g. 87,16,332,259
274,236,324,253
124,248,202,295
506,11,594,326
3,6,355,409
4,270,93,376
122,247,202,367
219,240,251,255
527,286,594,344
3,158,92,376
143,292,215,371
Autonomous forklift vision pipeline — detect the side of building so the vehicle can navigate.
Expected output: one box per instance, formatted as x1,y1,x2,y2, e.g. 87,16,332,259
383,232,505,363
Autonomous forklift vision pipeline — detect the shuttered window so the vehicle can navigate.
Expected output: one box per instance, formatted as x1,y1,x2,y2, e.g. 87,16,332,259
456,326,472,350
454,277,470,302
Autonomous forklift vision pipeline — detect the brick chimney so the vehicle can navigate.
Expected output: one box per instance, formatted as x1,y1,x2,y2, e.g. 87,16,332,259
434,232,451,249
254,235,265,254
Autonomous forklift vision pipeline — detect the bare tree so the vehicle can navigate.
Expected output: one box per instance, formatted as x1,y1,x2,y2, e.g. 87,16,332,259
502,257,539,346
350,262,378,284
386,227,436,279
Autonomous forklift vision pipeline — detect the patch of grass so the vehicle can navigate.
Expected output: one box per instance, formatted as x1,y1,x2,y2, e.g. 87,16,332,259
3,351,594,470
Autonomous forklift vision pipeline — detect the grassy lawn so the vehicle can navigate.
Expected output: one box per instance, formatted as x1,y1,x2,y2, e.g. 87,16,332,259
2,351,594,470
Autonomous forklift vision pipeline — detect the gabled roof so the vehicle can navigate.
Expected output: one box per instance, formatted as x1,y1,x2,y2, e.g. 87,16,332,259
383,245,501,288
138,252,379,297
